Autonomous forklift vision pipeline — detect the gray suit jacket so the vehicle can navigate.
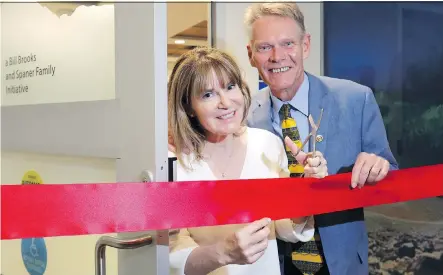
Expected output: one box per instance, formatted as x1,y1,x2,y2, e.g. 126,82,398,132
247,72,398,275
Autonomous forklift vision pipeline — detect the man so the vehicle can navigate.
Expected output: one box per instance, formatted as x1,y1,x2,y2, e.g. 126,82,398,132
244,3,398,275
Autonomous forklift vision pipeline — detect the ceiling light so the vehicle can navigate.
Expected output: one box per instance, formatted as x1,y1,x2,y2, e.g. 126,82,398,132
174,40,185,44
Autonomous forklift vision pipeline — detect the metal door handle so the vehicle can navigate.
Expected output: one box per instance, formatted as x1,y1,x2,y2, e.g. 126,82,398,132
95,234,153,275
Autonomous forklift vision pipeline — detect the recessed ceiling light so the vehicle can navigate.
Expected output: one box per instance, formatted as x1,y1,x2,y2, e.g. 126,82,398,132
175,40,185,44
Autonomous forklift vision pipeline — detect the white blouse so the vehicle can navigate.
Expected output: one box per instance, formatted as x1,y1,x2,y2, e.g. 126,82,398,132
169,127,315,275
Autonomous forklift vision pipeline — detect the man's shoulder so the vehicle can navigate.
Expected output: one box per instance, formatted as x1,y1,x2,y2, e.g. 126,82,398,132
251,86,271,103
311,74,371,97
247,87,273,130
307,73,375,110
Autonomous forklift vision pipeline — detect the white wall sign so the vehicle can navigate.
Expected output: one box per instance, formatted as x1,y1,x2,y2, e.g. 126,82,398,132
1,3,115,106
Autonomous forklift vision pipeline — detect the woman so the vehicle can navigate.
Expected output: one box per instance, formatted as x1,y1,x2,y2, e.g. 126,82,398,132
168,47,328,275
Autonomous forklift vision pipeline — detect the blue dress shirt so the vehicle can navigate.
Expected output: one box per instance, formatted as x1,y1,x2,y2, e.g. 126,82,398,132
270,72,310,152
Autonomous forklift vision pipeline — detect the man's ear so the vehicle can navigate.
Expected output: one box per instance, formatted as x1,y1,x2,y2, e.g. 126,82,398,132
247,44,256,67
302,33,311,60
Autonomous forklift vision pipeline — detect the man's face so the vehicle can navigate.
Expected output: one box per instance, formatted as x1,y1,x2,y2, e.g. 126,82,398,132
247,15,311,101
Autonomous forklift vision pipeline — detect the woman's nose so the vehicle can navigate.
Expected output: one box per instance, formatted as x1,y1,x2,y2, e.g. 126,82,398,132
218,92,232,109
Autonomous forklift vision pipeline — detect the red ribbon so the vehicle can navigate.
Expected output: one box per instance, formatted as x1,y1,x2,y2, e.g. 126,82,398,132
2,164,442,240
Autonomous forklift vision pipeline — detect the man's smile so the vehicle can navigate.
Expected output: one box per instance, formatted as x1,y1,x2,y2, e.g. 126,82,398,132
268,66,291,73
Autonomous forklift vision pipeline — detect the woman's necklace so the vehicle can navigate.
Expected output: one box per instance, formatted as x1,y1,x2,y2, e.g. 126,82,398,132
220,143,235,178
205,135,236,179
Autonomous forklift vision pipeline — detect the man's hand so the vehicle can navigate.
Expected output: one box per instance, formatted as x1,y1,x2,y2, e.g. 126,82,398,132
303,151,328,178
284,136,328,178
351,152,390,189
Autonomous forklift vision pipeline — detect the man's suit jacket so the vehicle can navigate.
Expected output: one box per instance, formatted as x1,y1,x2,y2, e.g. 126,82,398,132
247,72,399,275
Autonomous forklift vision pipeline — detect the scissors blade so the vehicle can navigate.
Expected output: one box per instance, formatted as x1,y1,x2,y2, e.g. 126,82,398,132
299,133,312,155
317,108,324,128
309,109,324,155
308,115,317,132
291,109,324,159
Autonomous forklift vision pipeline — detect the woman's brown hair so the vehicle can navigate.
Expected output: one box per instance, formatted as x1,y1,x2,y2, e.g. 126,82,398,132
168,47,251,169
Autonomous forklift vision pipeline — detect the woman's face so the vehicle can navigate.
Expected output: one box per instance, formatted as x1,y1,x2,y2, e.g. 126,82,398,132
190,70,245,142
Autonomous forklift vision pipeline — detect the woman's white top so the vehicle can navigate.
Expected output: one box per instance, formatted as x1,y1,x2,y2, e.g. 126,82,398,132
169,127,315,275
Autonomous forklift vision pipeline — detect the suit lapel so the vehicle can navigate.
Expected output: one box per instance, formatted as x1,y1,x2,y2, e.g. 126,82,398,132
250,76,335,155
307,73,332,155
250,88,274,132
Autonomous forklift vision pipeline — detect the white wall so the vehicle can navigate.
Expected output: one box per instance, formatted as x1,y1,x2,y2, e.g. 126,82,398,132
299,2,323,76
1,3,115,106
0,3,119,275
212,2,323,97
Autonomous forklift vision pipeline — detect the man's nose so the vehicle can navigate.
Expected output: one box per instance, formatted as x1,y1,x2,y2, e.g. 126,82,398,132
270,47,285,63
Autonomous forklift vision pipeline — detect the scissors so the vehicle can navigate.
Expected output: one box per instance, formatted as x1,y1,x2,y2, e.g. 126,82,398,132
291,108,324,159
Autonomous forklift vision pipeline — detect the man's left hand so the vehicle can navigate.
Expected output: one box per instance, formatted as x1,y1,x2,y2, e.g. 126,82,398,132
351,152,390,189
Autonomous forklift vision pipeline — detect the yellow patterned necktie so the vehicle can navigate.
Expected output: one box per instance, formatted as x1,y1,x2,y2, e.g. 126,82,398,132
280,103,304,177
279,103,324,275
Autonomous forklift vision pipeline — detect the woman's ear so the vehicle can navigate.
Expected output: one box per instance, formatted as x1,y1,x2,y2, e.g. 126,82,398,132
187,109,195,118
184,97,195,118
183,103,195,118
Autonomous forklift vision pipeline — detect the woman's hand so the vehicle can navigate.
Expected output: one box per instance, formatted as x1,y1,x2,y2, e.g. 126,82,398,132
182,218,272,275
218,217,271,265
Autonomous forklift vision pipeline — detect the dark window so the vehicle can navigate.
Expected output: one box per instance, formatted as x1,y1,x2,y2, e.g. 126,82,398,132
324,2,443,168
324,2,443,275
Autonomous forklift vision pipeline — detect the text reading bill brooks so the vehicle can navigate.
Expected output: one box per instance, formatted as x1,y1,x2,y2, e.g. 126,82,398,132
5,54,37,67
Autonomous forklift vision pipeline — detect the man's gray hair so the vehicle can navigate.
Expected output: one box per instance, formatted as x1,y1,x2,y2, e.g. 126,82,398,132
244,2,306,40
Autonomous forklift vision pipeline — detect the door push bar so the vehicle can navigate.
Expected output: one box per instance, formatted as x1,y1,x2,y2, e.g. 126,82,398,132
95,234,154,275
94,229,180,275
